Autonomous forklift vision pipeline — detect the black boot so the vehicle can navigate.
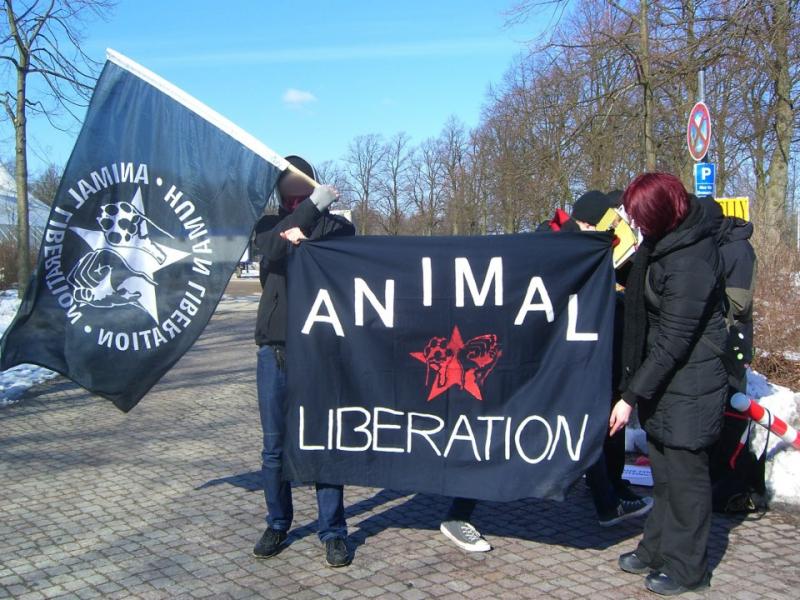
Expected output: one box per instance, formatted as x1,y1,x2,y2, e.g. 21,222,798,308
618,551,654,574
645,571,710,596
253,527,287,558
324,537,351,567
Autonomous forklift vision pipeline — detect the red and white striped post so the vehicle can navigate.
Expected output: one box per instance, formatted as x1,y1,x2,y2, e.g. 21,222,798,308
730,393,800,450
728,423,751,469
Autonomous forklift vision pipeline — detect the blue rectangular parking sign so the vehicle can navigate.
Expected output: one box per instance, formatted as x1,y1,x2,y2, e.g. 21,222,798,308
694,162,715,197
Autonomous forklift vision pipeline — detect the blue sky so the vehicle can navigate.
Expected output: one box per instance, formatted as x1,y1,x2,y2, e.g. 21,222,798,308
15,1,541,174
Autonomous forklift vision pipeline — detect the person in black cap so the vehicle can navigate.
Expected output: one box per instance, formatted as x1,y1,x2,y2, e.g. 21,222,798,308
606,189,624,209
572,190,613,230
569,190,653,526
252,155,355,567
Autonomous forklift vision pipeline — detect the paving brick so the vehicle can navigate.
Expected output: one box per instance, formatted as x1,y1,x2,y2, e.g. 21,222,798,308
3,296,800,599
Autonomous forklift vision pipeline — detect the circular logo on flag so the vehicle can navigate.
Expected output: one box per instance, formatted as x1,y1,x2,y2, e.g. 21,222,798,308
41,162,214,354
687,102,712,161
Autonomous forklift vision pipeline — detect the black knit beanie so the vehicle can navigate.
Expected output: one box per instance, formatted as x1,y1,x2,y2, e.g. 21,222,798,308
572,190,610,226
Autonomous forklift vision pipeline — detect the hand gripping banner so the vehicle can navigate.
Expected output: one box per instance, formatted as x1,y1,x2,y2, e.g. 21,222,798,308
283,232,616,502
0,50,288,411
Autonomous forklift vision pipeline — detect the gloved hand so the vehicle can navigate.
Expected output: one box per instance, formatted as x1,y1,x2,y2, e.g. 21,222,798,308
309,184,339,212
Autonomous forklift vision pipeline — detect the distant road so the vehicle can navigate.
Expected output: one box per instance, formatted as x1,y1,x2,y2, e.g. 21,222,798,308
225,277,260,297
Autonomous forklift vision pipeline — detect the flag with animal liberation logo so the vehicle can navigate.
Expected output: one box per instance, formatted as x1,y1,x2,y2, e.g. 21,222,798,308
282,233,617,502
0,50,288,412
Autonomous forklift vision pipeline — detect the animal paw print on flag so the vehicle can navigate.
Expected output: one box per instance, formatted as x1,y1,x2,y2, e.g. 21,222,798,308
410,326,502,401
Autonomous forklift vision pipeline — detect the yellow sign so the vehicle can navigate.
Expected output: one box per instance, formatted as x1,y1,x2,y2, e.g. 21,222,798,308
716,197,749,221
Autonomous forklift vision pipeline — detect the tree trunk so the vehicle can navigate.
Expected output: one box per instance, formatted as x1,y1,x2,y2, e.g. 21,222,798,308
640,0,656,171
762,0,794,246
15,61,30,298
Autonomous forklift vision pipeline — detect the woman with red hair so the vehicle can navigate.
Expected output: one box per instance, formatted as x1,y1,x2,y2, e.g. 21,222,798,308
608,172,728,596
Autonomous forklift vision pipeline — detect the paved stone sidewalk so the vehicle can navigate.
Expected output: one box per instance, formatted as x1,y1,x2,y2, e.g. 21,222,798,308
2,297,798,600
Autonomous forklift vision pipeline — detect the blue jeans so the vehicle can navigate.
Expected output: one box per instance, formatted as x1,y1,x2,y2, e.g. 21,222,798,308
257,345,347,541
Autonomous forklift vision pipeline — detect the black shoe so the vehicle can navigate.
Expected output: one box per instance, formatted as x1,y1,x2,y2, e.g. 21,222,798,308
615,480,644,502
325,537,351,567
645,571,710,596
618,551,654,574
253,527,287,558
598,497,653,527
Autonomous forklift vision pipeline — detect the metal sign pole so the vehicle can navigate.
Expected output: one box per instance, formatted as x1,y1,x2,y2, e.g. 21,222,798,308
698,69,705,162
698,68,705,103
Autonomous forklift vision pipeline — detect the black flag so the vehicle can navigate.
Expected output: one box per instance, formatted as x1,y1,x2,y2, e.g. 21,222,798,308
282,232,616,502
0,50,287,411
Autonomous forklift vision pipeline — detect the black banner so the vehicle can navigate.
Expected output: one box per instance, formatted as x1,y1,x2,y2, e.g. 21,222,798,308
0,51,285,411
283,233,615,502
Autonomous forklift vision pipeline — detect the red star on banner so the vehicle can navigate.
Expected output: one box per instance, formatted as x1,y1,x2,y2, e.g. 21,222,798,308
410,326,485,401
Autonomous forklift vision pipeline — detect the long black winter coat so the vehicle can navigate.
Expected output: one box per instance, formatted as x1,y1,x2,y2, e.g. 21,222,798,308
253,199,355,346
623,198,728,450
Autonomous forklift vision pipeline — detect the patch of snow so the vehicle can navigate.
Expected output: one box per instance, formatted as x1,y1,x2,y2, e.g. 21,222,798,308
0,289,58,407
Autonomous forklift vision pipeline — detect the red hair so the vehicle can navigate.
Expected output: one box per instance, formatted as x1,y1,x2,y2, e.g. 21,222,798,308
622,172,689,239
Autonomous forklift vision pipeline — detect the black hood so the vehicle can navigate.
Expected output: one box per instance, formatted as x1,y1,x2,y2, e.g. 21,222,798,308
272,155,319,210
650,195,716,260
694,194,724,234
718,216,754,244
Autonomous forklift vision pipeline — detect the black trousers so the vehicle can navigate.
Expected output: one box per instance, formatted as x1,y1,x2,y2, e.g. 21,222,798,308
636,439,712,587
605,426,626,487
446,497,477,521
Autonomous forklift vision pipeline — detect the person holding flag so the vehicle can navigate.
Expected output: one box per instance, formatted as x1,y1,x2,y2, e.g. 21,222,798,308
252,155,355,567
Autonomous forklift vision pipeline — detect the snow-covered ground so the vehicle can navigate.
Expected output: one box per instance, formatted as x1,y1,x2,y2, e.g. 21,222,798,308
1,289,798,506
747,371,800,505
0,290,58,405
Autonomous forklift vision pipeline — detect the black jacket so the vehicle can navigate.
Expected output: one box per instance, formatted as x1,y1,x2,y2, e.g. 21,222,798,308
717,217,756,361
622,197,728,449
253,199,355,346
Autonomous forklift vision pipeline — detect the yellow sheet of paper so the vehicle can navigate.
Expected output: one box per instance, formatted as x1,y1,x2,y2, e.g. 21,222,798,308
595,208,638,269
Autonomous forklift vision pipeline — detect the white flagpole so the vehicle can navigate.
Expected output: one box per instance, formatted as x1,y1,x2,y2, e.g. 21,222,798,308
105,49,318,188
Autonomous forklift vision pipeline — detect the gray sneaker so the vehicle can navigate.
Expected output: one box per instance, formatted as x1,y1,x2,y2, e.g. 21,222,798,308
599,496,654,527
440,520,491,552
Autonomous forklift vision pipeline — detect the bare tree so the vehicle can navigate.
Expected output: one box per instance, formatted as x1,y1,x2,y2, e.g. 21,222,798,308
1,154,13,175
474,112,531,233
407,138,445,236
314,159,356,227
29,161,60,204
324,0,798,248
345,134,386,235
1,0,113,295
463,131,493,235
755,0,797,247
480,56,582,230
375,132,411,235
437,117,469,235
315,159,350,202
